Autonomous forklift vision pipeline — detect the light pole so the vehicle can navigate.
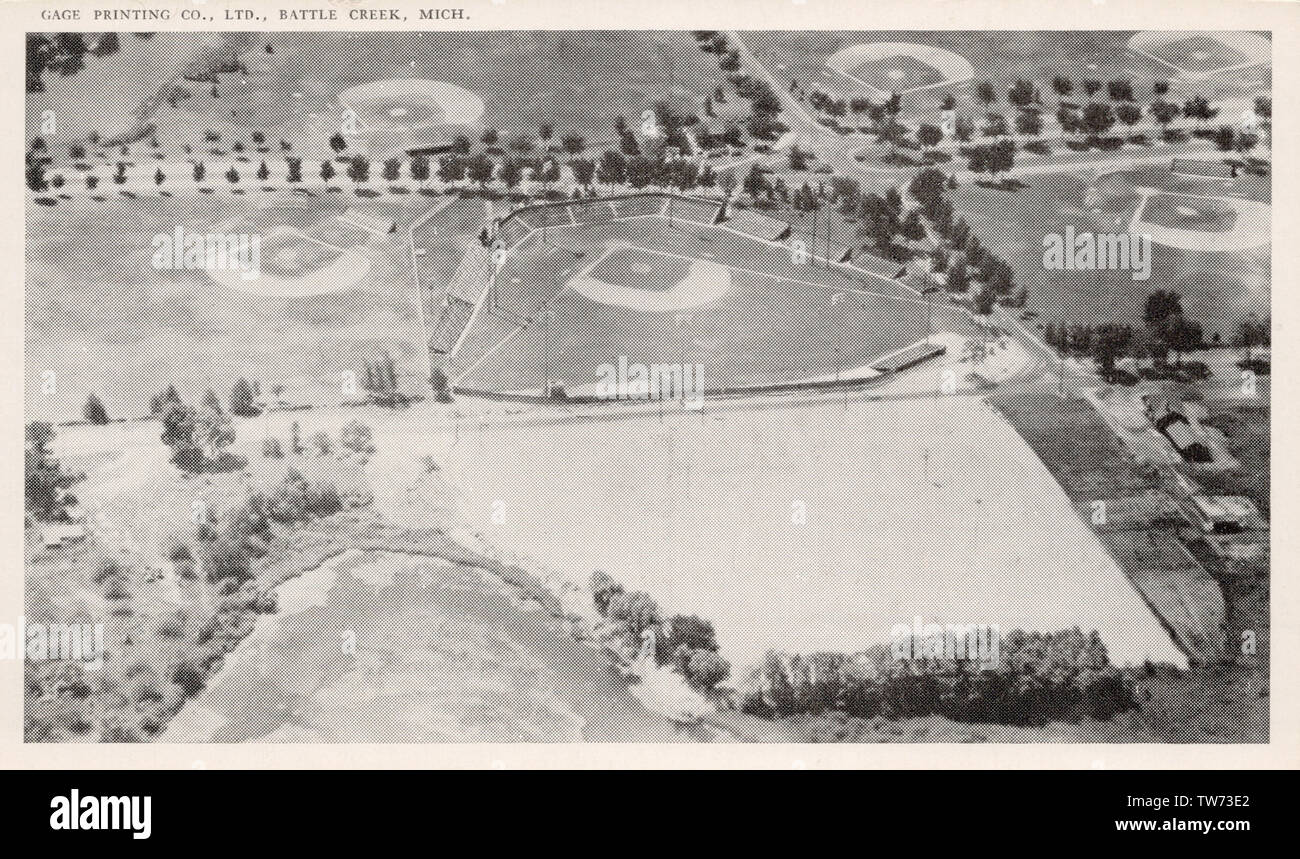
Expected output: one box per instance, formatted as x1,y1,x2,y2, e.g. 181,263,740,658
921,285,942,346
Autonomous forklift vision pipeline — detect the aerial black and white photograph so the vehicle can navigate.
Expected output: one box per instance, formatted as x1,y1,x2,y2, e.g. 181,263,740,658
22,25,1270,745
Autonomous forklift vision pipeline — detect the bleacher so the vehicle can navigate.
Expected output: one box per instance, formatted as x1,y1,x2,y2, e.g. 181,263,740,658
569,200,619,226
1171,158,1236,179
445,242,494,304
611,196,668,218
870,341,947,373
520,204,575,229
495,217,532,249
846,248,909,280
721,208,792,242
662,196,725,226
430,295,475,354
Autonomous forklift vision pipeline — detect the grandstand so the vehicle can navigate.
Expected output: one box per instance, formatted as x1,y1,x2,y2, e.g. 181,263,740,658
719,208,793,242
426,192,929,400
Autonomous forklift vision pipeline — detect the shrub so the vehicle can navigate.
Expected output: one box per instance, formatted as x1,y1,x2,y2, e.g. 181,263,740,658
166,538,193,563
156,609,188,639
263,437,284,459
684,649,731,690
606,591,660,640
101,575,131,601
339,420,375,456
310,432,333,456
170,659,206,697
92,557,123,585
303,482,343,517
657,614,719,665
590,571,624,617
201,536,252,583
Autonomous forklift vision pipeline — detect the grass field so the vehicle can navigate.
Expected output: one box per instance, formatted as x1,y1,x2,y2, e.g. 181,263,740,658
948,170,1269,332
26,193,427,421
745,31,1269,125
449,207,935,395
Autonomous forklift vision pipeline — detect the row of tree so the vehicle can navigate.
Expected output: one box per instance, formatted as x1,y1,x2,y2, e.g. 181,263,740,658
740,628,1133,726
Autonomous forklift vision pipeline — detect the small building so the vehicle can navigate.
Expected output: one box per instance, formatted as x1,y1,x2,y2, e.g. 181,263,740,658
1190,496,1267,535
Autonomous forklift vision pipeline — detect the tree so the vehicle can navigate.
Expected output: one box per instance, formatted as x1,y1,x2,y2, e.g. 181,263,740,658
1083,80,1102,98
437,155,465,185
1094,323,1133,372
230,378,261,417
917,123,944,151
481,128,499,148
320,160,336,182
151,384,182,416
194,405,235,463
362,351,403,407
946,259,970,293
1183,95,1217,127
1149,100,1180,132
466,154,495,190
1161,314,1202,367
83,394,109,425
430,367,453,403
410,154,431,184
1143,290,1183,331
499,159,523,191
1015,110,1043,136
1051,77,1073,98
160,401,199,470
975,81,997,106
1116,102,1142,130
569,158,596,188
1008,80,1036,109
329,133,347,154
346,155,370,183
597,150,626,186
1083,102,1116,137
561,133,585,155
382,158,402,182
1107,80,1134,102
339,420,375,456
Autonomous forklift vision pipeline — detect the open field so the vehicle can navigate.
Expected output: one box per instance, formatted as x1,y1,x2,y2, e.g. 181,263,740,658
427,395,1186,671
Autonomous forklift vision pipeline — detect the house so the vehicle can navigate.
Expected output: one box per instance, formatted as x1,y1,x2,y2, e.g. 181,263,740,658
39,522,86,549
